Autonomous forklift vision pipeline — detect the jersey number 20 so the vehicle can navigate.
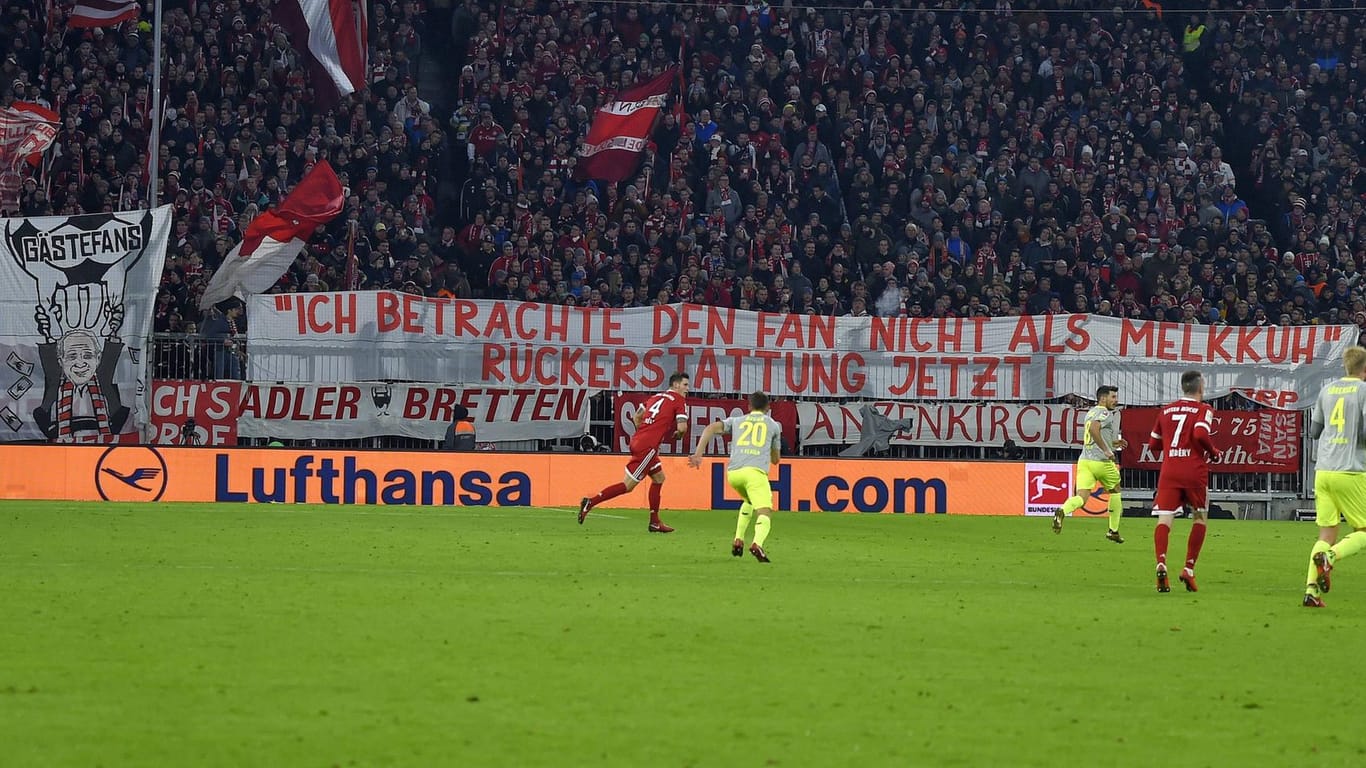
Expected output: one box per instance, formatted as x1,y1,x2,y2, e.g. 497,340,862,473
736,421,769,447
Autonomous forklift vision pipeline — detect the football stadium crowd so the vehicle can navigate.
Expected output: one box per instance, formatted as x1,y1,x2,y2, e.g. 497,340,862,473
3,0,1366,377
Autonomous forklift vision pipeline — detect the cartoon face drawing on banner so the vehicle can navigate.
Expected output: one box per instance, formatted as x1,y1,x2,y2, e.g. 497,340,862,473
6,211,154,442
371,384,393,416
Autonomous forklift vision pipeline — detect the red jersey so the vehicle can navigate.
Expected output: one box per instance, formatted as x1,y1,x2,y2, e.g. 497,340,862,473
1147,398,1216,483
630,390,687,452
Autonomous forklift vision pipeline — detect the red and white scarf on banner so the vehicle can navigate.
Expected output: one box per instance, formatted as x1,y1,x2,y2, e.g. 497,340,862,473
56,378,113,443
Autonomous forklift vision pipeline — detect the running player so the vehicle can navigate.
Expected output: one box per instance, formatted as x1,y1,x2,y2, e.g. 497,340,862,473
1147,370,1217,593
1303,347,1366,607
1054,385,1128,542
688,391,783,562
579,372,689,533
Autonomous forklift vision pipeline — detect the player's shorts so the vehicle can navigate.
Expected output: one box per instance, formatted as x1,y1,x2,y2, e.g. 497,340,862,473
1152,482,1208,516
1313,470,1366,529
1076,459,1121,493
625,446,663,482
728,467,774,511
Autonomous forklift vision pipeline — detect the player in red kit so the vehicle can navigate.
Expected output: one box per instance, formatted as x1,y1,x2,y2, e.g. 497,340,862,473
579,372,690,532
1147,370,1218,593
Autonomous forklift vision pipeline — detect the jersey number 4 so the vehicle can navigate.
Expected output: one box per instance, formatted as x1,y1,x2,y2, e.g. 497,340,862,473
644,398,665,423
1331,396,1347,433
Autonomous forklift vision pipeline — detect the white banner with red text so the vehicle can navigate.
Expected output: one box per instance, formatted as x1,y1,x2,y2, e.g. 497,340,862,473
798,401,1300,473
235,383,592,441
244,294,1355,407
613,393,800,455
151,380,592,443
797,401,1088,450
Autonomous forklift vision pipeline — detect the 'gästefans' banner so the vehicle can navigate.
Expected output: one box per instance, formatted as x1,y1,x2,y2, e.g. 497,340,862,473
245,295,1355,407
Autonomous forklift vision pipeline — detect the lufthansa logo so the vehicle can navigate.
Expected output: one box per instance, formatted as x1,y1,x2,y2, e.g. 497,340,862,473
94,445,168,502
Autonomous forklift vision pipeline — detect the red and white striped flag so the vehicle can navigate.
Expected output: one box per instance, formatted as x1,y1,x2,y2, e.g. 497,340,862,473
0,101,59,214
67,0,141,28
574,66,677,183
272,0,369,107
199,161,344,309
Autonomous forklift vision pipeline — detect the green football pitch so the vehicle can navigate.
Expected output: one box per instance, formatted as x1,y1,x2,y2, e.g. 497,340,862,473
2,502,1364,767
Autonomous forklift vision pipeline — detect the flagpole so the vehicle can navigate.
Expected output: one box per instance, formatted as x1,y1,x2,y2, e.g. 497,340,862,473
147,0,164,210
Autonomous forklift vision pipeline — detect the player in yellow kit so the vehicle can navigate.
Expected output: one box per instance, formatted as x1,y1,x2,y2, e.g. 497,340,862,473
1054,385,1128,543
690,391,783,562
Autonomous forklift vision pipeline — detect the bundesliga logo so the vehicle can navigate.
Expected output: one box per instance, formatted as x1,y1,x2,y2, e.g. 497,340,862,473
1024,464,1072,516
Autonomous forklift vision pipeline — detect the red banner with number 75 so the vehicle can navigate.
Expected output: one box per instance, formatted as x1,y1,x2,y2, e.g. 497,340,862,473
1121,407,1301,473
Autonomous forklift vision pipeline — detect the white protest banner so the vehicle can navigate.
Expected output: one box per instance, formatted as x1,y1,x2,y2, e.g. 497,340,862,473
0,207,172,442
245,294,1355,407
798,401,1088,449
234,383,592,442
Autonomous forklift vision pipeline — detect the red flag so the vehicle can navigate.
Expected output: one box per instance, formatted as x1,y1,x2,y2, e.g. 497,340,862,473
0,102,59,213
272,0,369,108
67,0,140,28
574,66,677,183
199,161,344,308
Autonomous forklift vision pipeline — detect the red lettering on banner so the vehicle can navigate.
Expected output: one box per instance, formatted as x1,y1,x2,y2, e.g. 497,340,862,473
612,349,639,388
841,353,866,393
398,294,418,333
482,344,507,382
314,387,336,419
1065,315,1090,351
652,305,677,344
640,350,666,389
1207,324,1235,363
654,304,736,346
1003,357,1030,398
290,389,311,420
453,300,479,336
1009,316,1041,352
587,348,612,388
432,387,459,422
870,317,927,353
1007,316,1074,353
941,357,967,397
723,349,749,390
403,387,429,419
806,401,838,441
536,347,558,385
519,303,547,341
1121,321,1318,365
486,303,512,337
602,308,625,345
971,357,999,398
753,349,780,392
681,305,706,346
994,401,1016,437
941,319,963,353
531,390,556,421
377,292,400,332
696,350,722,390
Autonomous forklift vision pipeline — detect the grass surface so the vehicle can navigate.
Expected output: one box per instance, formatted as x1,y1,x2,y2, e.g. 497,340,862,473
1,501,1364,767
